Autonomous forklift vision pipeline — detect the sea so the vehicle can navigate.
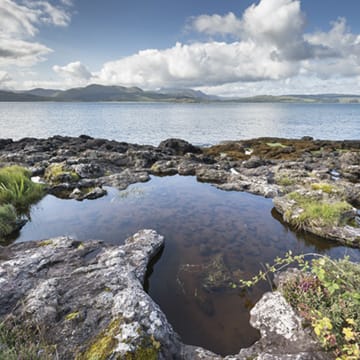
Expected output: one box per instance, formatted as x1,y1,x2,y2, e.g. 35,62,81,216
0,102,359,144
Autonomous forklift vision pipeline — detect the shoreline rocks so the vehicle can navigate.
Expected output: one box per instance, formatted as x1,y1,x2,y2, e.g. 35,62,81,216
0,231,328,359
0,135,359,247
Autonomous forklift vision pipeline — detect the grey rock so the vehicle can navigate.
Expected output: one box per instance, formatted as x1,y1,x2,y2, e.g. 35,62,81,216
0,230,182,359
158,138,201,155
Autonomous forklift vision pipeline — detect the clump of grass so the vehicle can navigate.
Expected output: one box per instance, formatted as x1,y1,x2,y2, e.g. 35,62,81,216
311,183,335,194
0,317,54,359
0,166,44,211
0,166,44,243
0,204,18,238
286,192,352,229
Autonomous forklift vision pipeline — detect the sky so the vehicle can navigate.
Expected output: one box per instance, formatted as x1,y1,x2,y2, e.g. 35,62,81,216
1,0,360,96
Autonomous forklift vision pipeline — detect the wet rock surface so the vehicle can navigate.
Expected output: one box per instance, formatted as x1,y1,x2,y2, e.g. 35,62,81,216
1,135,359,246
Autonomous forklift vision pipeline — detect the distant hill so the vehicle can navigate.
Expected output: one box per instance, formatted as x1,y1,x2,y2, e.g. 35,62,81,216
0,90,49,102
0,85,360,103
233,94,360,104
157,88,219,101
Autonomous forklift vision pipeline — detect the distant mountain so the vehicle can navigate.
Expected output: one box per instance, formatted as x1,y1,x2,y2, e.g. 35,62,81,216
0,85,360,103
157,88,219,101
0,90,49,102
24,88,62,97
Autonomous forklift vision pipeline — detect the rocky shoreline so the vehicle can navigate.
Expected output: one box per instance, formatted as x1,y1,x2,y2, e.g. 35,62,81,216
0,135,359,246
0,135,359,359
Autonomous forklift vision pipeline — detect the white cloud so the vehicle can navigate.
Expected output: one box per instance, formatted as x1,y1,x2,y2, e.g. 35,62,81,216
53,61,93,81
92,0,360,94
0,0,72,67
190,12,242,36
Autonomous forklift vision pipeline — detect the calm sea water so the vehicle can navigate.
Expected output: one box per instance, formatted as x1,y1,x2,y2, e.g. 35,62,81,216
0,102,359,145
14,176,360,355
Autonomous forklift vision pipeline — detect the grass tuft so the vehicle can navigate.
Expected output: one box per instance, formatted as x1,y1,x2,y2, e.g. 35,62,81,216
0,166,44,211
286,192,352,229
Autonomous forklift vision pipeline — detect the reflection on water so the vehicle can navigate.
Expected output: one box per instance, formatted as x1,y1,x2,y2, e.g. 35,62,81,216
16,175,360,356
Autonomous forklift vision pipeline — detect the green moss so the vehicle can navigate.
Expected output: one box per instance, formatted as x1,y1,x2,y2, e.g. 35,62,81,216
311,183,335,194
286,192,352,229
76,318,121,360
125,336,160,360
65,311,80,321
266,142,287,148
44,163,80,184
37,239,54,247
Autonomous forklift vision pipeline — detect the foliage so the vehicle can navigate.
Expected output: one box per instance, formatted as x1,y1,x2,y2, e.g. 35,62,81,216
0,166,44,211
237,252,360,359
286,192,352,229
0,166,44,243
0,204,18,238
0,317,54,360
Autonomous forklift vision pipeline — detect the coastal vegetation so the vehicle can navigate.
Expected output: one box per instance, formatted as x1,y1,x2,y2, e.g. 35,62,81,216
0,166,44,241
238,253,360,359
285,192,353,229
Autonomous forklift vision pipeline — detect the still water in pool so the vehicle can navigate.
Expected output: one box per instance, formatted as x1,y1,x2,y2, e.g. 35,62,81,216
15,175,360,356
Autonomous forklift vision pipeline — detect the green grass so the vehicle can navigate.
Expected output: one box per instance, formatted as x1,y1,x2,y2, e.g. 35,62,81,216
0,318,53,360
311,183,335,194
0,204,18,238
0,166,45,242
287,192,352,229
0,166,44,211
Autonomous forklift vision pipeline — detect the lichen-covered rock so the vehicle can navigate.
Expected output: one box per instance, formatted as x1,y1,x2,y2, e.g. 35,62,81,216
0,230,182,359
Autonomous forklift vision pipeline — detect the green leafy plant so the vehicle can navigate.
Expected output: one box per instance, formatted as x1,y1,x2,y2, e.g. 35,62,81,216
237,253,360,359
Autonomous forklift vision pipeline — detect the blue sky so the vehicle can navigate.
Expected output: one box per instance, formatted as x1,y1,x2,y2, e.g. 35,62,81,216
1,0,360,95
